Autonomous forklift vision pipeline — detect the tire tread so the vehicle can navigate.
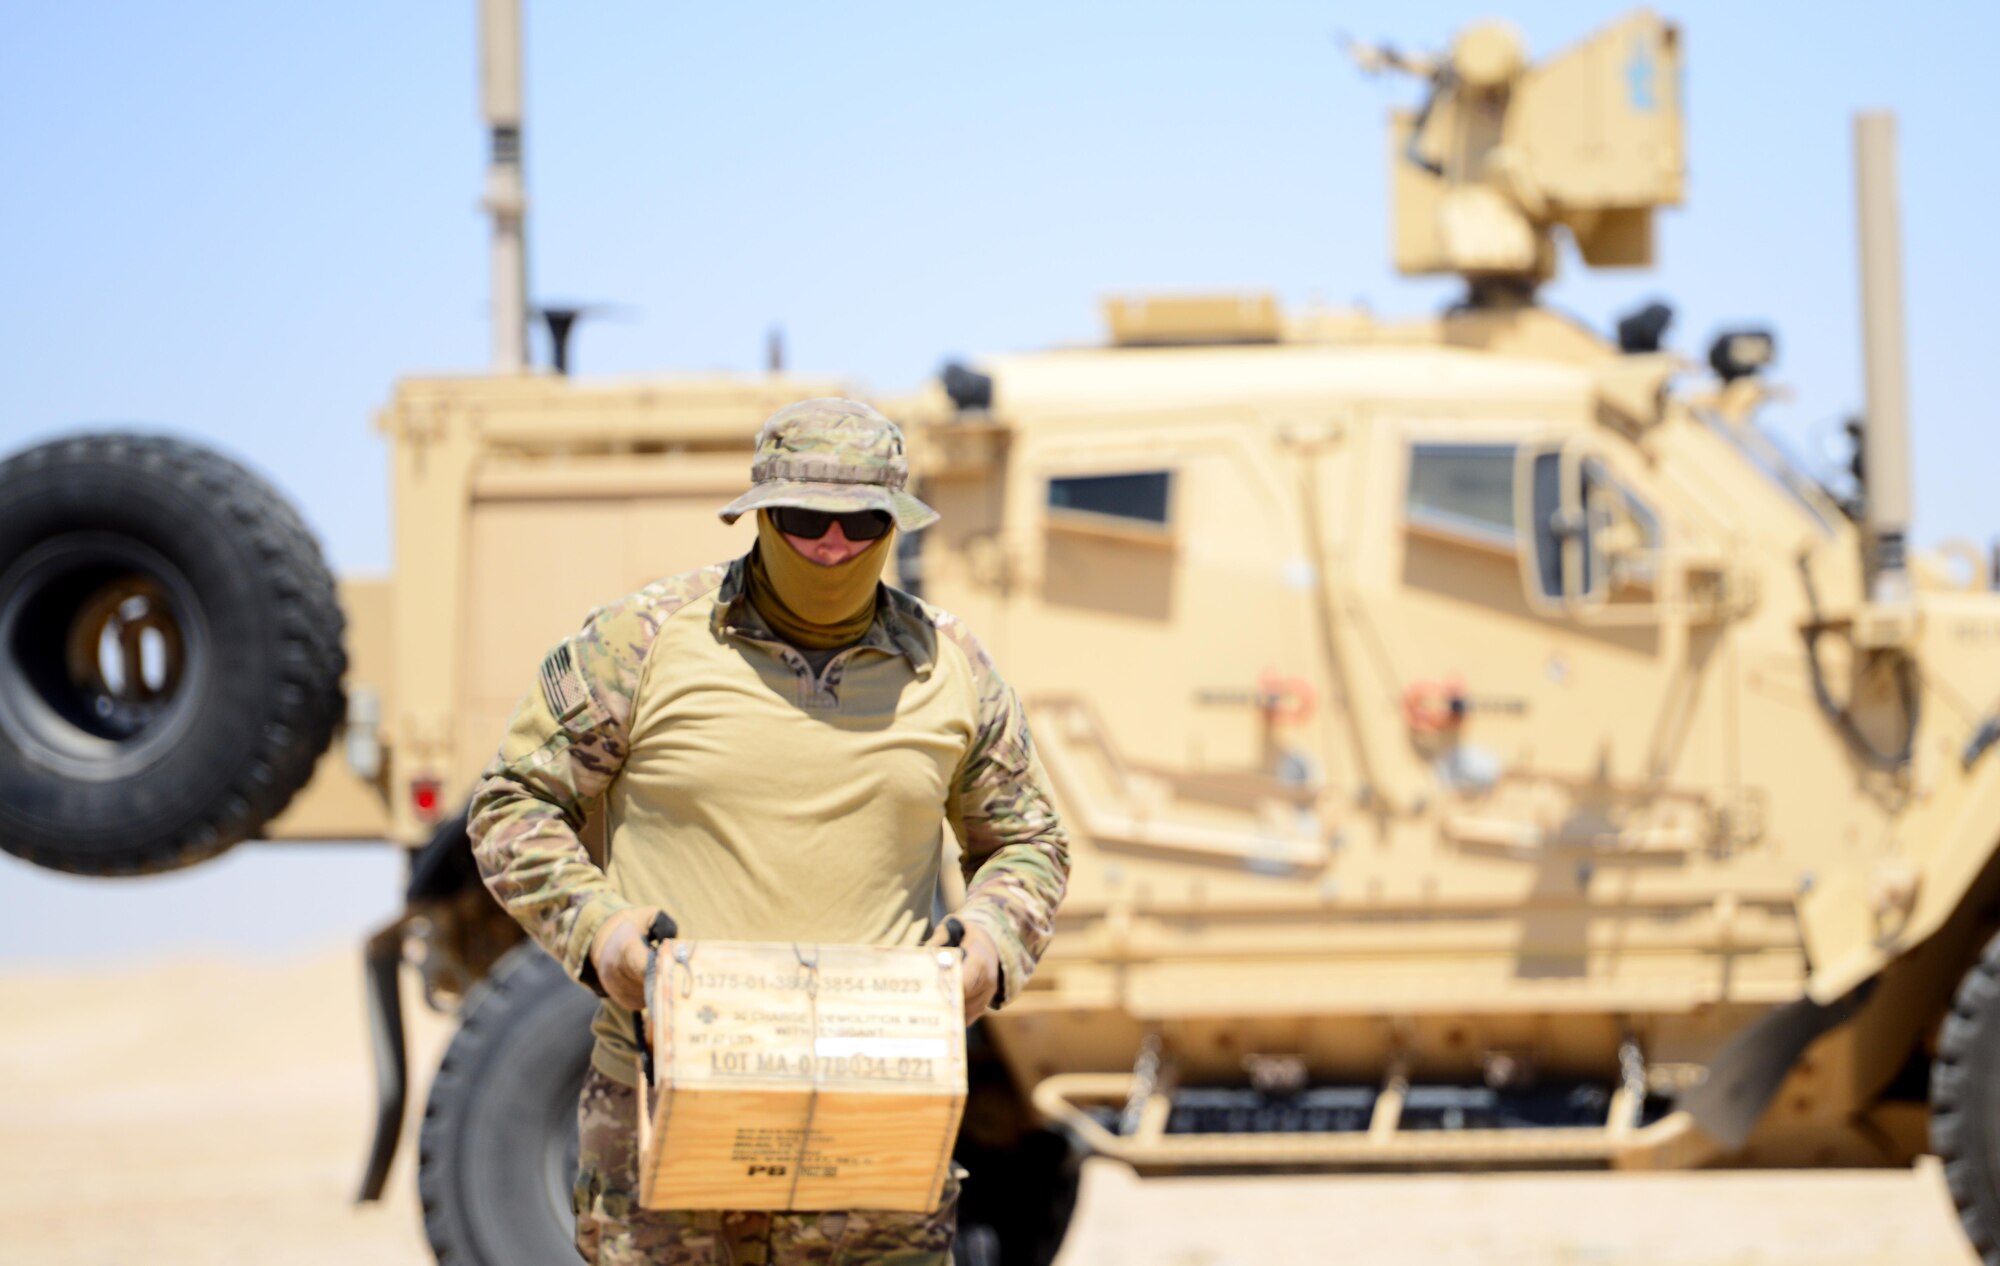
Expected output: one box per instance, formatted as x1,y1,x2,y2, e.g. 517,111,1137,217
1932,929,2000,1266
0,432,346,875
418,943,587,1266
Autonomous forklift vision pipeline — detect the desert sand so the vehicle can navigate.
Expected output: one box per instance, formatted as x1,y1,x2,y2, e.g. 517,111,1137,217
0,951,1979,1265
0,952,449,1265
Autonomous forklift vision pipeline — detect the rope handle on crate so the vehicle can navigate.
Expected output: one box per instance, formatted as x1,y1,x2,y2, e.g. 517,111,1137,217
786,943,823,1210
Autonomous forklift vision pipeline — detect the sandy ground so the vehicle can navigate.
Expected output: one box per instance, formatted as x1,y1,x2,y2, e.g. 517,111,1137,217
1053,1160,1980,1266
0,951,1981,1266
0,952,451,1266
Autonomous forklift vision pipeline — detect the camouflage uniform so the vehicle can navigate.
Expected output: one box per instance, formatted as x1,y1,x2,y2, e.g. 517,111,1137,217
712,398,941,533
467,399,1070,1265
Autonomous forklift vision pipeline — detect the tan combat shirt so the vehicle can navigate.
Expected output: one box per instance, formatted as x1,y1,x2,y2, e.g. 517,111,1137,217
468,556,1071,1086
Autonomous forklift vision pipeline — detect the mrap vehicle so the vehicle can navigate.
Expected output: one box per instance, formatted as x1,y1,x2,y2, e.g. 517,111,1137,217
6,10,2000,1266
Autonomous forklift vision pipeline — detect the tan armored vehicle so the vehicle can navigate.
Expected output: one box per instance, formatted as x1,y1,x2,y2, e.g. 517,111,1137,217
6,10,1999,1265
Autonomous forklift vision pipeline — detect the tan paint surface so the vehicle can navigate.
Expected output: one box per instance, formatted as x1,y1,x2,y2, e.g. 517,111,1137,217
278,283,1998,1172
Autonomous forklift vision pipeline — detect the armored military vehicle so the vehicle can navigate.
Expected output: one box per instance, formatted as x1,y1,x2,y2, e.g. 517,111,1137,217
7,9,2000,1265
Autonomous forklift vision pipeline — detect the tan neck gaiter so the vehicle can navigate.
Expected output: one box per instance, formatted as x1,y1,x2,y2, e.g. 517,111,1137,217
747,511,894,649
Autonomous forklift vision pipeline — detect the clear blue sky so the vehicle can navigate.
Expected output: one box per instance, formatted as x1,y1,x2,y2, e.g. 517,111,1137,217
3,1,1998,959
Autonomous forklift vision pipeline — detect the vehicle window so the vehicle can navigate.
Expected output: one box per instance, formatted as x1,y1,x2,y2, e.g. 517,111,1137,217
1047,471,1172,525
1623,488,1661,549
1527,450,1663,607
1406,444,1516,548
1696,408,1841,537
1603,477,1662,595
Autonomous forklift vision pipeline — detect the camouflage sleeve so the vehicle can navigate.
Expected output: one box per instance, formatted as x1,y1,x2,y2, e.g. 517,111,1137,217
940,620,1071,1008
467,589,664,994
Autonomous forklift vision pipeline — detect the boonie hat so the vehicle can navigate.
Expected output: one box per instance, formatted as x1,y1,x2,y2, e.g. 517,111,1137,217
718,398,939,532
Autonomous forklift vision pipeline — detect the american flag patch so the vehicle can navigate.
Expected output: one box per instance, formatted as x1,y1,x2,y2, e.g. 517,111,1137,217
538,644,584,719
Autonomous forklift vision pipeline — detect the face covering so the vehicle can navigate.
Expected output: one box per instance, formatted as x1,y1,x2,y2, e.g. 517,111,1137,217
747,510,894,650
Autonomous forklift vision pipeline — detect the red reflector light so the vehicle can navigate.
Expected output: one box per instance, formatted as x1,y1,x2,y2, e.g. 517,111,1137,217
411,777,442,821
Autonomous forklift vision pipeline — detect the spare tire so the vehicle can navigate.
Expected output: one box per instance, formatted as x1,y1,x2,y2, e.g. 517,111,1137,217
0,432,346,875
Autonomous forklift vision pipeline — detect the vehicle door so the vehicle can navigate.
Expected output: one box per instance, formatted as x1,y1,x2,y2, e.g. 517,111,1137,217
1353,420,1750,983
998,408,1342,922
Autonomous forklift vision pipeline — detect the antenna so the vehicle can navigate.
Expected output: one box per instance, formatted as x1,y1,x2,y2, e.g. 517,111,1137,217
481,0,529,372
1854,112,1913,605
537,307,583,375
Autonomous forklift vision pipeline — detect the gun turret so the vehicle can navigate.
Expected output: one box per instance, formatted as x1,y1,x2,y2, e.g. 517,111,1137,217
1353,10,1684,304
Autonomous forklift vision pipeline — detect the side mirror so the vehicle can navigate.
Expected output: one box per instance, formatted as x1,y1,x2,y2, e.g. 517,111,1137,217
1516,444,1636,618
1574,456,1615,611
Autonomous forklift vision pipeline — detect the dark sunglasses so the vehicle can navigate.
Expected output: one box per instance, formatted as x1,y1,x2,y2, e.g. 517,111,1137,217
770,506,894,541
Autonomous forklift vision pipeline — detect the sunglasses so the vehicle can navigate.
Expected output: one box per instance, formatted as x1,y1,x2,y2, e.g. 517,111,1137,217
770,506,894,541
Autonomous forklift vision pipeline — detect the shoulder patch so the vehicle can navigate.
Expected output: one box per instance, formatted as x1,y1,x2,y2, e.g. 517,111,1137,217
538,643,589,721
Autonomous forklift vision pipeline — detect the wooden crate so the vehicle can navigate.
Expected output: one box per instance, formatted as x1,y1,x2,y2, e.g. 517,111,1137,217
637,940,967,1213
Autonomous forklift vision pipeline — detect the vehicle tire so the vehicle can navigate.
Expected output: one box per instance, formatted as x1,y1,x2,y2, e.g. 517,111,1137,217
1933,928,2000,1266
0,432,345,875
419,941,597,1266
954,1022,1081,1266
953,1222,1003,1266
955,1127,1080,1266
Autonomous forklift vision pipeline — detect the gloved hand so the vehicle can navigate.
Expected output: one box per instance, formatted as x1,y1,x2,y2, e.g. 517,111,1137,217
926,917,1001,1026
590,907,669,1012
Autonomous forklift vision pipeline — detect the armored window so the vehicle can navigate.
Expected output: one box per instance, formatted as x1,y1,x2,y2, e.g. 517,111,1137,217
1406,444,1517,549
1620,485,1662,553
1529,453,1663,605
1047,471,1172,526
1587,463,1662,597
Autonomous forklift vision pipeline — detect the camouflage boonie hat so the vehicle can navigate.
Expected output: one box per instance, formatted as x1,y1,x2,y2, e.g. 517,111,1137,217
718,398,939,532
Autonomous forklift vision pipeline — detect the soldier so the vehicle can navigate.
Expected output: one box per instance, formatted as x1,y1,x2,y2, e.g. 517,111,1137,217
467,397,1072,1265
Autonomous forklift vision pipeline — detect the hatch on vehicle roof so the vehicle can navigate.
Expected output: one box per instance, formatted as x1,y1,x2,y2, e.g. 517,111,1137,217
1103,293,1283,347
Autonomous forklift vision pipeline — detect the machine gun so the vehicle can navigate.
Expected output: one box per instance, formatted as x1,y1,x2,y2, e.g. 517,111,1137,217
1351,11,1684,304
